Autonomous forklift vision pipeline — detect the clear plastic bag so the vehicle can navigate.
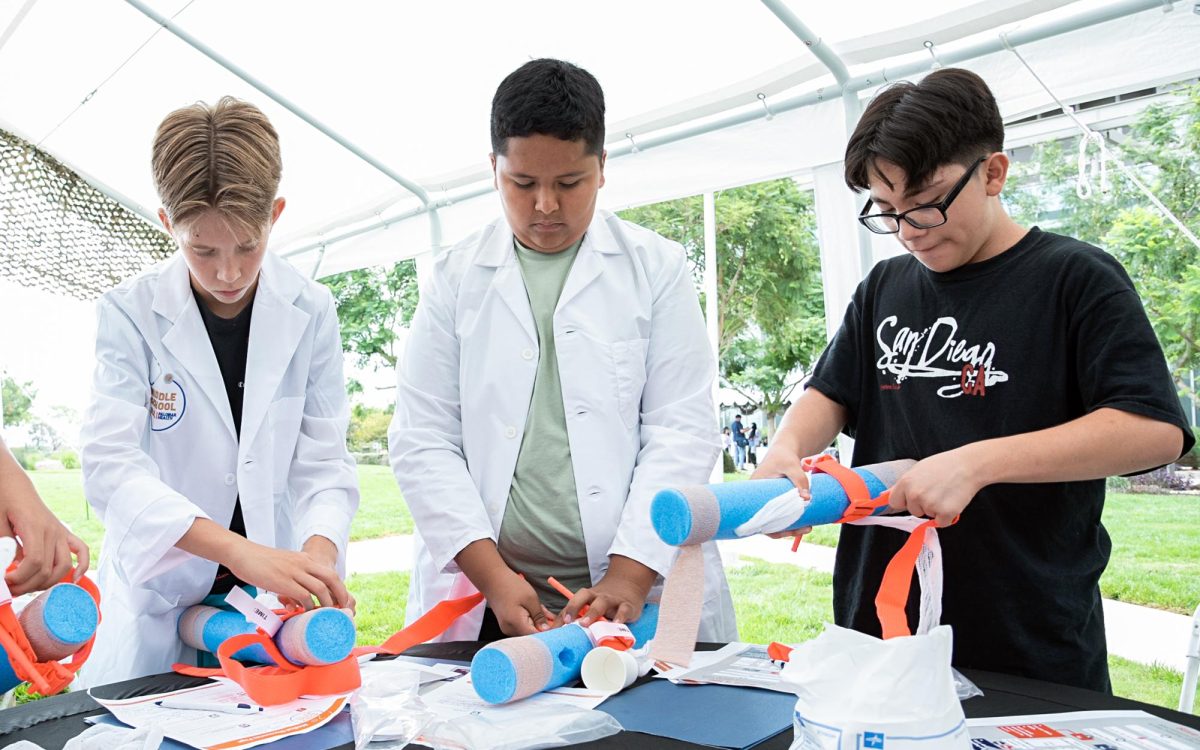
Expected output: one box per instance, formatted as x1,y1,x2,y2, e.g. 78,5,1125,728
350,662,435,749
350,660,623,750
951,668,983,701
420,703,623,750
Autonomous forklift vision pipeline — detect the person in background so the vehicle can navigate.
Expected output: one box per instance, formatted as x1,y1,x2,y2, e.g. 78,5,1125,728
747,422,759,467
730,414,748,470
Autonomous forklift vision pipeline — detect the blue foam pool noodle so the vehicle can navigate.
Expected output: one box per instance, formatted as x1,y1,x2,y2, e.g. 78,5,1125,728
471,602,659,704
178,605,355,667
0,583,99,694
651,459,913,546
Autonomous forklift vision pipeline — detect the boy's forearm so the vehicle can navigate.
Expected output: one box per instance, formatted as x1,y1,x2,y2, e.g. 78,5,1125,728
965,407,1184,486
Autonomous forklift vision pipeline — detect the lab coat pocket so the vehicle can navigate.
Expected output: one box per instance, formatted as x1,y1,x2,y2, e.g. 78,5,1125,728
267,397,305,493
610,338,648,429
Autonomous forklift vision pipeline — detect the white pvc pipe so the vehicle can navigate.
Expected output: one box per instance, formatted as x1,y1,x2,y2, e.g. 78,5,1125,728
1180,603,1200,714
704,191,722,483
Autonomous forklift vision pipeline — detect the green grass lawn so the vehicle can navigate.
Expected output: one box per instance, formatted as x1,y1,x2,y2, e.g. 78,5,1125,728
720,474,1200,614
351,464,414,540
29,465,414,553
341,566,1190,712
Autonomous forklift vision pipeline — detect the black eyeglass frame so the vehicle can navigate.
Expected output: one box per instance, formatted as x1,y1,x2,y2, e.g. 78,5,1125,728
857,156,988,235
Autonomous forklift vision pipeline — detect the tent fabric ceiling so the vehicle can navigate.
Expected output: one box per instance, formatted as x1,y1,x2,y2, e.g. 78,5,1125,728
1,0,1198,286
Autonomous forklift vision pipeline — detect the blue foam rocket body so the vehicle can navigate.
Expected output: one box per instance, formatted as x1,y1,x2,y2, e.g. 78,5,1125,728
177,605,355,667
471,602,659,704
0,583,99,694
651,459,914,546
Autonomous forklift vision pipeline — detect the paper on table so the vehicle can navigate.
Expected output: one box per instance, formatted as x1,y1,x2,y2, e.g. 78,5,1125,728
91,682,347,750
665,643,792,693
966,710,1200,750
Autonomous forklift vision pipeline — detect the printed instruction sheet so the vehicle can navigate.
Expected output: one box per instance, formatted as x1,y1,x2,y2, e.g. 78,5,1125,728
968,710,1200,750
92,682,347,750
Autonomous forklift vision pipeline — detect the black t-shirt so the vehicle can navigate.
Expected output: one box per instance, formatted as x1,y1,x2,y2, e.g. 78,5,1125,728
193,288,254,596
808,228,1194,692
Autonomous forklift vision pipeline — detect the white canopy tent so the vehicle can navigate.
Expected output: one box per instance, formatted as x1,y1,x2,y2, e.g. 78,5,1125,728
2,0,1198,330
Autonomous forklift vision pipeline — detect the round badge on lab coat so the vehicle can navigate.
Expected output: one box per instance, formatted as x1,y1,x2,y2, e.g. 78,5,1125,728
149,374,187,431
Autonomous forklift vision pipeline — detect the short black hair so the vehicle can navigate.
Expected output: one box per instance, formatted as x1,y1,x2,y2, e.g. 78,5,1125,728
845,68,1004,193
491,58,606,157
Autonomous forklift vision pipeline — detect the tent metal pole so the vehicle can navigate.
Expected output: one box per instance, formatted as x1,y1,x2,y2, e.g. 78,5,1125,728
758,0,850,84
121,0,444,255
703,191,722,482
280,0,1172,264
0,0,38,57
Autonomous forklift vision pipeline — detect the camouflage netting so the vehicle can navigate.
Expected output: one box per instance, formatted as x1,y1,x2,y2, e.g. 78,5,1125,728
0,127,173,300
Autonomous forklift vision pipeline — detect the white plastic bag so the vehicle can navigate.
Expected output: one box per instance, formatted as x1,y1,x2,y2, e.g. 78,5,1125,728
782,624,970,750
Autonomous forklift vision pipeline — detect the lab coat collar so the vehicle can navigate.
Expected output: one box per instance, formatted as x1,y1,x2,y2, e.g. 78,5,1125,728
152,252,310,447
475,211,623,339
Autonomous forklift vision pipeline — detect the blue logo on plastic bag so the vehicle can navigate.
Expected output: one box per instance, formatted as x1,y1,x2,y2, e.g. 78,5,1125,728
864,732,886,749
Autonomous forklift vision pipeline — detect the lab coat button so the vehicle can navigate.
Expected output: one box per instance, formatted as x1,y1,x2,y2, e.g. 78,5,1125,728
505,426,517,439
223,473,236,486
521,348,534,360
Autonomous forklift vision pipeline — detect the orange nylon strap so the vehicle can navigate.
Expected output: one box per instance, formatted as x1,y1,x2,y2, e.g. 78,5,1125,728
176,632,361,706
0,572,102,696
173,591,484,704
356,590,485,656
874,518,938,639
801,454,890,524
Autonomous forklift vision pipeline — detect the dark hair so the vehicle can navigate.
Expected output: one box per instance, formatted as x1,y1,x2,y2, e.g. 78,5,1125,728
491,58,606,157
844,68,1003,193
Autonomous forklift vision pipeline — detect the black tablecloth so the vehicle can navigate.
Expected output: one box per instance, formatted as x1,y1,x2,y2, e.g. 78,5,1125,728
2,642,1196,749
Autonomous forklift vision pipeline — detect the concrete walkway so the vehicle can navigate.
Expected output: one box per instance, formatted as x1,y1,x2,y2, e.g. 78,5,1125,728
347,534,1197,674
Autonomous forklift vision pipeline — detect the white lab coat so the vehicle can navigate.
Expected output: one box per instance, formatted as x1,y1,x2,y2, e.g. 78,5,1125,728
389,210,736,642
78,251,358,685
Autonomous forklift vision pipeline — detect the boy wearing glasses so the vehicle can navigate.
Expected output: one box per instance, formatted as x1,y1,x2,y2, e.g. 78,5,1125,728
756,68,1191,691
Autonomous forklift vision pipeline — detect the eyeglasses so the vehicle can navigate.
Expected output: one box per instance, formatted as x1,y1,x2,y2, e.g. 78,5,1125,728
857,156,987,235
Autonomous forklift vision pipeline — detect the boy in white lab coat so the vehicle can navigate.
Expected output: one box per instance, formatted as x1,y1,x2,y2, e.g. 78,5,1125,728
390,59,736,642
80,98,358,684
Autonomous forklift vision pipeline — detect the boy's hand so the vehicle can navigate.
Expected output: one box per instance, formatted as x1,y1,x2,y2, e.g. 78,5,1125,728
887,447,982,527
485,573,553,636
560,555,655,627
751,452,813,541
294,535,355,613
225,537,352,611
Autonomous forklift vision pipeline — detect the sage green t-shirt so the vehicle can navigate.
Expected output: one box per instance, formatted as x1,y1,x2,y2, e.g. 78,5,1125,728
496,237,592,610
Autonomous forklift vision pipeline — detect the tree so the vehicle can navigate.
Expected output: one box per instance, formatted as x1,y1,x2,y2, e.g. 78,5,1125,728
321,260,420,372
621,178,827,429
2,376,35,427
1005,83,1200,393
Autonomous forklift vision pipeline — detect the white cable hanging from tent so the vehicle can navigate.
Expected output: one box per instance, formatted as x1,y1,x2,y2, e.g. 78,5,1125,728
999,31,1200,253
36,0,197,148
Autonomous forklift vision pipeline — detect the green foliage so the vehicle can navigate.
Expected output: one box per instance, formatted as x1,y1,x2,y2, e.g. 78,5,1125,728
1006,83,1200,394
2,376,35,426
348,403,393,454
722,449,736,474
11,447,42,471
54,450,79,469
321,260,419,371
621,178,826,427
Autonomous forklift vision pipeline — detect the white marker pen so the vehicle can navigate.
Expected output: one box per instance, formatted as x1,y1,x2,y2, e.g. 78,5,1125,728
155,698,263,714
